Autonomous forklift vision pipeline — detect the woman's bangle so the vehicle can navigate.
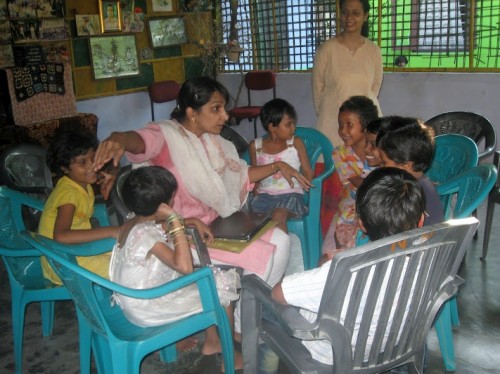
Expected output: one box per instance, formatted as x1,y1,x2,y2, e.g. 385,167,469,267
169,226,185,236
166,213,184,228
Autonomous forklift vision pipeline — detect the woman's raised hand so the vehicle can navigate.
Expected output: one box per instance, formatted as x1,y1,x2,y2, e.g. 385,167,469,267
94,132,127,171
278,161,314,191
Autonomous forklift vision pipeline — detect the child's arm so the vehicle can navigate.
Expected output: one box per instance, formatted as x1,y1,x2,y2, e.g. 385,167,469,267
53,203,119,243
185,217,214,244
248,140,260,194
294,137,313,182
347,175,365,189
150,215,193,275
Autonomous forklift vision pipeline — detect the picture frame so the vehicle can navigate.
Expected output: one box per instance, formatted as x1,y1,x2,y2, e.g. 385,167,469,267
98,0,122,33
150,0,176,14
0,44,14,68
89,34,139,80
148,17,187,49
75,15,101,36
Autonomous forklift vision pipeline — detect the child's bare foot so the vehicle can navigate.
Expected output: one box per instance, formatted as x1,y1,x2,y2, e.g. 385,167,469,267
233,331,241,343
176,337,199,352
201,339,222,356
220,350,243,373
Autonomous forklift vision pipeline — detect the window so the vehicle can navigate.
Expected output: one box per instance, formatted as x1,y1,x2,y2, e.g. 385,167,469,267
217,0,499,72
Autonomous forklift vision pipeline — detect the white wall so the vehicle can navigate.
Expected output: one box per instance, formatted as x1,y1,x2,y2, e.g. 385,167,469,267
78,72,500,146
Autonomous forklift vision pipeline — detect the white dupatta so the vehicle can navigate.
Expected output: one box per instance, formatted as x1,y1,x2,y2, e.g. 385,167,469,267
158,120,249,218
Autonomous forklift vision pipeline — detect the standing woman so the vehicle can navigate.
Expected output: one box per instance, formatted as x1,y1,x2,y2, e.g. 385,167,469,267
311,0,383,233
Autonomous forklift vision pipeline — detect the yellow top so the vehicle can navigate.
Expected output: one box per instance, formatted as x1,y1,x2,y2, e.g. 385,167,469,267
39,176,111,285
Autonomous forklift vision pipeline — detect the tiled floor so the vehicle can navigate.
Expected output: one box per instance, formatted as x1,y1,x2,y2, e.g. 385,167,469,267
1,203,500,373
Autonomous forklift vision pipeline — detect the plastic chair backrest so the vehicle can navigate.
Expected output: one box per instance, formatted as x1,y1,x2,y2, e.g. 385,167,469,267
0,186,71,374
0,143,53,195
425,134,478,185
242,217,479,373
220,125,249,156
426,111,496,160
20,230,235,374
436,164,497,220
147,80,180,121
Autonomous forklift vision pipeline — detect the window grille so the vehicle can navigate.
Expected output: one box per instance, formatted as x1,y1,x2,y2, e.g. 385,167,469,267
217,0,499,72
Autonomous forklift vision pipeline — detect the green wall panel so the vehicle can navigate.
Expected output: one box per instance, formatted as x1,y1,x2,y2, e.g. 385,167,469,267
116,63,154,90
72,38,91,67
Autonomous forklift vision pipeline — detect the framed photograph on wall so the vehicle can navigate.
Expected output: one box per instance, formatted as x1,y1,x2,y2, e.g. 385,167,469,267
99,0,122,33
150,0,176,14
0,44,14,68
89,34,139,80
148,17,187,48
75,14,101,36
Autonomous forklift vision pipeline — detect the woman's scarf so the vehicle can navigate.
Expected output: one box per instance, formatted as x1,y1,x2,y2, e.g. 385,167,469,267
158,120,249,217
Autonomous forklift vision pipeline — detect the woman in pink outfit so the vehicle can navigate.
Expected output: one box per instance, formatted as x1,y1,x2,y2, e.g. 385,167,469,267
94,76,313,334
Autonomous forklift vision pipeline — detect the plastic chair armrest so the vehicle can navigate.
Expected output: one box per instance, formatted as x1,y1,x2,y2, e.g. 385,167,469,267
242,274,318,340
93,203,111,227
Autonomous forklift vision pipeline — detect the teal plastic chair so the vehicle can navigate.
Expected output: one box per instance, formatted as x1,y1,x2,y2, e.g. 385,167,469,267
425,134,479,185
242,126,335,269
20,231,236,374
0,185,112,374
433,164,497,371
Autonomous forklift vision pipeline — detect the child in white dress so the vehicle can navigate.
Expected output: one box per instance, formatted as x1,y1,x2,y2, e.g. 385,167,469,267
109,166,241,365
249,98,313,232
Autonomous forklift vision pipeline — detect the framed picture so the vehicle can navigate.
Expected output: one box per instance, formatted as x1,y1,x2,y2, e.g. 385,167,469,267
75,15,101,36
39,18,68,41
0,44,14,68
98,0,122,33
10,20,40,43
150,0,176,14
148,17,187,48
0,20,11,42
89,34,139,80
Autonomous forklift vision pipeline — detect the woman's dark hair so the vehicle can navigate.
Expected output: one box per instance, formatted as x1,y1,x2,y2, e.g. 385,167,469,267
260,98,297,131
340,0,371,37
46,126,98,178
356,167,425,241
122,166,178,216
171,76,230,122
376,116,435,172
339,95,378,130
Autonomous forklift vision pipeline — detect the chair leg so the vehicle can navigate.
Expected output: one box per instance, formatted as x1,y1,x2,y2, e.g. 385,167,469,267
159,344,177,363
11,296,25,374
481,197,496,260
449,296,460,327
252,117,258,138
40,300,55,337
434,301,456,372
242,288,260,373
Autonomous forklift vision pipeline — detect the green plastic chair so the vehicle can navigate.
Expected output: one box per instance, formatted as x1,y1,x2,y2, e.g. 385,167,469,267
0,185,112,374
433,163,497,371
20,230,235,374
425,134,478,185
242,126,335,269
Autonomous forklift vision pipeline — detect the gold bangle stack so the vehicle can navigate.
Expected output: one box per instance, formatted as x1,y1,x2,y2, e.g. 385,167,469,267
166,213,185,237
